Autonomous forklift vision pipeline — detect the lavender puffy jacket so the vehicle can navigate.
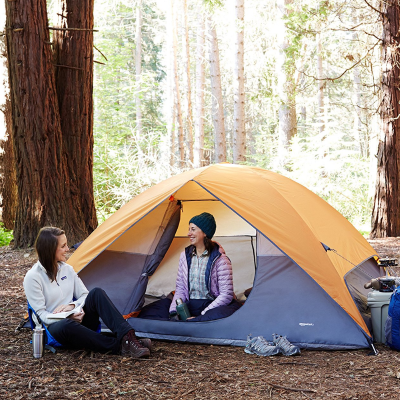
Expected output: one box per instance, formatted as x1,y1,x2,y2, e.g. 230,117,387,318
169,243,234,316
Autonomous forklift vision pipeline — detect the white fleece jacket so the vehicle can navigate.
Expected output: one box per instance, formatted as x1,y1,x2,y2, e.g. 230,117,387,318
23,261,88,326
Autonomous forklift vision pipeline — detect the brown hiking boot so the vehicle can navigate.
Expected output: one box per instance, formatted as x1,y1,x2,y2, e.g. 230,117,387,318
121,330,150,358
139,338,153,352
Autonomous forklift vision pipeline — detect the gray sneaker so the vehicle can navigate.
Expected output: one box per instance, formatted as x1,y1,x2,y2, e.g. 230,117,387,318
245,335,281,356
272,333,301,356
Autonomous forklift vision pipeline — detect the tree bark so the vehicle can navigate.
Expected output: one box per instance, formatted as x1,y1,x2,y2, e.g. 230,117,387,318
182,0,193,165
371,0,400,238
207,17,226,163
52,0,97,236
5,0,95,246
194,14,205,168
233,0,246,163
0,95,17,230
171,0,184,168
135,0,142,137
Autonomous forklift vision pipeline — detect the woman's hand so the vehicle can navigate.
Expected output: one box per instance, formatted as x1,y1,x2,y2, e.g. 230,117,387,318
53,304,75,314
68,310,85,323
186,317,195,320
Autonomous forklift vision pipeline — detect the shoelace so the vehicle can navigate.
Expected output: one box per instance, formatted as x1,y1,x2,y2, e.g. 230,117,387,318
251,337,273,352
275,336,296,352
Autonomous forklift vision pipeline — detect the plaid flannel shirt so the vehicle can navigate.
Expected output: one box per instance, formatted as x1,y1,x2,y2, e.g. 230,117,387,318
189,248,213,300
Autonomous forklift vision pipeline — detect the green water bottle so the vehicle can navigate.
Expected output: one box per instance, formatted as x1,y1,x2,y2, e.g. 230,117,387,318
176,298,191,321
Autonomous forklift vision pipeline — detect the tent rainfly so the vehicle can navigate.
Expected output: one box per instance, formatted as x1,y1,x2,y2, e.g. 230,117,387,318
69,164,380,349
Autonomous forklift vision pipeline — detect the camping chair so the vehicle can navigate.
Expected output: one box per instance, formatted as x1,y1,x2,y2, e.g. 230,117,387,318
27,302,63,352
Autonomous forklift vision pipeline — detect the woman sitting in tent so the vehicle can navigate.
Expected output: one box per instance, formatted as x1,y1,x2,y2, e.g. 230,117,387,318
139,212,241,322
24,227,151,358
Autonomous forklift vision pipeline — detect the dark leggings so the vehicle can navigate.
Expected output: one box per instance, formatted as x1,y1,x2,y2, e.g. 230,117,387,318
47,287,132,354
138,297,241,322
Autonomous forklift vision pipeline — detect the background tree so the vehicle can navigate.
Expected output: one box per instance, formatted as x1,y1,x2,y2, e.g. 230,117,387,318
275,0,297,169
370,0,400,238
53,0,98,235
135,0,143,137
232,0,246,163
5,0,96,246
207,15,226,163
194,12,206,168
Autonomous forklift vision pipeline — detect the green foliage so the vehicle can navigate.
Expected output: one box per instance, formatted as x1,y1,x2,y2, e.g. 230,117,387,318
0,223,13,247
93,0,168,218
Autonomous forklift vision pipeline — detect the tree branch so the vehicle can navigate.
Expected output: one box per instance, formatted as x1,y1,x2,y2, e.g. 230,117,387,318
48,27,99,32
53,64,84,71
94,45,108,61
297,41,380,82
363,0,384,15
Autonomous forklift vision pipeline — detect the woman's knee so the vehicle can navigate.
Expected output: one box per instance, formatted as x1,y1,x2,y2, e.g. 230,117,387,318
48,318,79,338
88,287,107,300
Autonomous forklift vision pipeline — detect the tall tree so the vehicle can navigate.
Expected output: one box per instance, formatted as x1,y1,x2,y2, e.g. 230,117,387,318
53,0,98,235
166,0,176,167
171,0,184,168
5,0,97,246
233,0,246,163
194,13,205,168
276,0,297,169
207,16,226,163
135,0,143,137
182,0,194,165
371,0,400,238
0,96,17,230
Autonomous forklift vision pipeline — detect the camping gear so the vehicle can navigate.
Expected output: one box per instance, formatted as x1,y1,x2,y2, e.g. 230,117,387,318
176,298,191,321
364,277,396,292
385,288,400,350
272,334,301,356
32,326,44,358
27,302,62,349
245,335,280,356
68,163,380,350
367,290,393,343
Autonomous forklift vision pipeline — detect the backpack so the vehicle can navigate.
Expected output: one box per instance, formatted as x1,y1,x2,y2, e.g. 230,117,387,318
385,288,400,350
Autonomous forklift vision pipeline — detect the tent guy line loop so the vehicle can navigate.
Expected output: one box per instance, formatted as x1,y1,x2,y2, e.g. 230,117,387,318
323,243,357,267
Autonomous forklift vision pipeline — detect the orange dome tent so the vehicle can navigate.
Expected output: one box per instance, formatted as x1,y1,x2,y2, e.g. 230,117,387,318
69,164,379,349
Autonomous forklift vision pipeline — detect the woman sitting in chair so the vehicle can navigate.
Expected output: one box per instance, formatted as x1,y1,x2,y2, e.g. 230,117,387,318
168,212,241,321
24,227,151,358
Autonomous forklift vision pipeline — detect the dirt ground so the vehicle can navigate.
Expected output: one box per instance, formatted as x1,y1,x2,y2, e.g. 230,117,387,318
2,239,400,400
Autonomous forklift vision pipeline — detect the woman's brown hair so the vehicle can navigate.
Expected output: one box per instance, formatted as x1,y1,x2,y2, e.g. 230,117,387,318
204,236,216,254
34,227,65,281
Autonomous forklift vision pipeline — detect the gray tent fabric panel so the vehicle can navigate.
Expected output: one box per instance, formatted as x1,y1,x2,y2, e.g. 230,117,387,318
127,256,370,349
79,251,147,313
344,257,380,334
123,205,181,314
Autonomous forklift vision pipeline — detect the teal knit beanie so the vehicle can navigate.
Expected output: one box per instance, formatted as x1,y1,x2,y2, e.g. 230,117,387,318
189,212,216,239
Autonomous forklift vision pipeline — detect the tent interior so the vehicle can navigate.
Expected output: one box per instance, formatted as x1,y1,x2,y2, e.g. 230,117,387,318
79,183,286,317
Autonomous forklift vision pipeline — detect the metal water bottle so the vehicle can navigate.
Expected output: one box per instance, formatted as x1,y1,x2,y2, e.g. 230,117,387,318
32,326,45,358
176,298,191,321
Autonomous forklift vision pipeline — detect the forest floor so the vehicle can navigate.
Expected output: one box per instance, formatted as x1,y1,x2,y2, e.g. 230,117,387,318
2,238,400,400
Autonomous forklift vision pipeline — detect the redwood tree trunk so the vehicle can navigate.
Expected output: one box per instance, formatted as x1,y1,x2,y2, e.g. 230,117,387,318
0,96,17,230
53,0,98,235
5,0,94,246
371,0,400,238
